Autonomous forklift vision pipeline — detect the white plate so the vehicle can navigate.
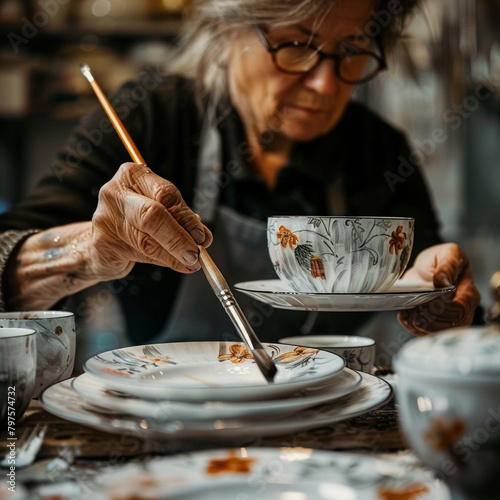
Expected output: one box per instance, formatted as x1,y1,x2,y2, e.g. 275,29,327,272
34,448,451,500
71,368,362,421
40,371,392,441
33,447,450,499
83,341,345,402
234,279,456,312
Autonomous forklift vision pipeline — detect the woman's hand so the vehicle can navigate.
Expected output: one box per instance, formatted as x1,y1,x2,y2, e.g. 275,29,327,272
89,163,213,280
4,163,212,310
397,243,481,335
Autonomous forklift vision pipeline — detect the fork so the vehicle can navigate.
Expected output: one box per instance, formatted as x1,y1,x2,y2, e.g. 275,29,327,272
1,424,48,468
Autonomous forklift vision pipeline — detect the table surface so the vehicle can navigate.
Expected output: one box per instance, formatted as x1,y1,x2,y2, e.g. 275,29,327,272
0,395,414,497
14,398,406,458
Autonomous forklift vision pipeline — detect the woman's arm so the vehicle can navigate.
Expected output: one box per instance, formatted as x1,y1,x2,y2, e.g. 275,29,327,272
4,222,96,310
3,163,212,311
0,75,205,312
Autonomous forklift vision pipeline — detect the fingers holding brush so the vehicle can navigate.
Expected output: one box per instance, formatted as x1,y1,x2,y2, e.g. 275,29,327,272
90,163,213,278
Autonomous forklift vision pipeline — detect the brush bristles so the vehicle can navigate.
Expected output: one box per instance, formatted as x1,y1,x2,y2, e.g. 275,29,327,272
253,349,277,383
80,63,94,82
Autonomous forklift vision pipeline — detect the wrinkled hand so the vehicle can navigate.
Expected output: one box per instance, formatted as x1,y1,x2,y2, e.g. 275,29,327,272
89,163,213,280
397,243,481,335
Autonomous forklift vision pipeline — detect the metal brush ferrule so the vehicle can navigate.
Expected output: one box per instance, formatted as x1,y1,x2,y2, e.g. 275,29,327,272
217,289,237,308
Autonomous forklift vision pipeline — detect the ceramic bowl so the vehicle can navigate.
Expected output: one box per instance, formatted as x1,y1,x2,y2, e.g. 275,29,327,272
279,335,376,373
394,326,500,499
0,328,37,430
0,311,76,397
267,216,414,293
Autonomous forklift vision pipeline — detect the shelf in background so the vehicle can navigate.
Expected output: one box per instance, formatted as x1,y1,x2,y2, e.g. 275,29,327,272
0,17,182,48
3,17,182,34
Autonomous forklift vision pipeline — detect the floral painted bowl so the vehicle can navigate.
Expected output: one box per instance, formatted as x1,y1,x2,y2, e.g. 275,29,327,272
394,326,500,499
267,216,414,293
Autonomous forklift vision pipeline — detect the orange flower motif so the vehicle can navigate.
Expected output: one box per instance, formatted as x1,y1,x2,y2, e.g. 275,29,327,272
389,226,406,255
277,225,299,249
206,451,256,475
139,355,172,364
424,417,466,452
310,255,326,279
378,483,429,500
100,367,131,377
275,346,319,363
218,344,254,364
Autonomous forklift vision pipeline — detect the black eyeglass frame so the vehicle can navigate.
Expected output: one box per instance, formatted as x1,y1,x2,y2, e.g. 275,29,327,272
254,26,387,84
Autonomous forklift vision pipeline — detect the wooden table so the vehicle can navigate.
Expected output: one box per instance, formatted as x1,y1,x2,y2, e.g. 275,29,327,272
4,398,404,459
1,392,412,498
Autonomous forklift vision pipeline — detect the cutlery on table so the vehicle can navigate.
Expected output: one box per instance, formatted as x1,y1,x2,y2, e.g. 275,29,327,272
80,63,277,383
0,424,48,469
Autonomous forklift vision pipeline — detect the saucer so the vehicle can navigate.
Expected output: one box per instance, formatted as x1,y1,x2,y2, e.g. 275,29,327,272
234,279,456,312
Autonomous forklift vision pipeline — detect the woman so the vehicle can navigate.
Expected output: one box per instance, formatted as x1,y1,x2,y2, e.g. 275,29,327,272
0,0,480,344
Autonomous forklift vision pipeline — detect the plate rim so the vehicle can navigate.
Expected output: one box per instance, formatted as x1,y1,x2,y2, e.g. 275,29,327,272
234,279,456,297
70,368,363,420
234,279,456,312
40,371,393,440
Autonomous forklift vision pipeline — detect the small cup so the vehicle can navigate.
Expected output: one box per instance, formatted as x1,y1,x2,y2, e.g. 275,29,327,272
279,335,376,373
268,216,414,293
0,328,37,430
0,311,76,397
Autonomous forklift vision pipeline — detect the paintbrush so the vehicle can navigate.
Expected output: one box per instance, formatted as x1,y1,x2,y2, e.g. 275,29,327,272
197,246,277,383
80,63,277,383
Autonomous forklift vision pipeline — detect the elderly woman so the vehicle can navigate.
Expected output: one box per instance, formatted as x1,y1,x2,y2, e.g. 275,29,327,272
0,0,481,344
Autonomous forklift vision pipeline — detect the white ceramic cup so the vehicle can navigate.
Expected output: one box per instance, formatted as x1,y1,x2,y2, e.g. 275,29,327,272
0,311,76,397
279,335,376,373
0,328,37,430
268,216,414,293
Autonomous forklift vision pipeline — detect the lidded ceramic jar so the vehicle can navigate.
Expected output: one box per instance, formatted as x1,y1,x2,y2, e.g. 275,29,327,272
396,325,500,378
394,326,500,499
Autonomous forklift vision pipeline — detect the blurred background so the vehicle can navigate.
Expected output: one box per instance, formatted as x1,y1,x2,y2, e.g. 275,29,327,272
357,0,500,303
1,0,499,365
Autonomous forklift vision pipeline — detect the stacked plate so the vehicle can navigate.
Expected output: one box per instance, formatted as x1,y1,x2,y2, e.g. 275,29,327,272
40,341,392,441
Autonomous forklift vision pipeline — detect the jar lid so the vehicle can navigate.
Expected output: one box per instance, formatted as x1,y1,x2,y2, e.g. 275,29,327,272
396,326,500,377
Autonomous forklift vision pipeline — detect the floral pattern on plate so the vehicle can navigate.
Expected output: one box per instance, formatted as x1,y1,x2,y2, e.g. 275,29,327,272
83,341,345,402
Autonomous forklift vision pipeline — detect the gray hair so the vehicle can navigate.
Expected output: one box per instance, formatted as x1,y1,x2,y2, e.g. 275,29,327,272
169,0,420,112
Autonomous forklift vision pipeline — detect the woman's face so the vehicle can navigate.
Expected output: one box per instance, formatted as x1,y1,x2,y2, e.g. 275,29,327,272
228,0,379,145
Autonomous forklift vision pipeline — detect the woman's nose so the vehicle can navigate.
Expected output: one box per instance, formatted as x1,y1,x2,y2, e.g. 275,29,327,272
301,59,338,95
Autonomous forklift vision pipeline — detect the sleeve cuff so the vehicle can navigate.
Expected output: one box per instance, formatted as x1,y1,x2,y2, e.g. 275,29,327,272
0,229,40,311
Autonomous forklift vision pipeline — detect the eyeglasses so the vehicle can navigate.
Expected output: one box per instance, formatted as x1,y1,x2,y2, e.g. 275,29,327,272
254,26,387,84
